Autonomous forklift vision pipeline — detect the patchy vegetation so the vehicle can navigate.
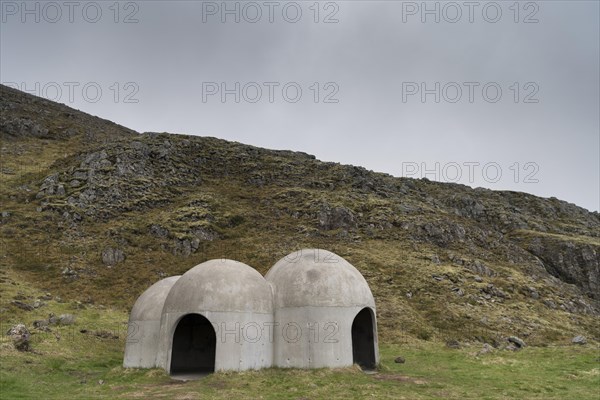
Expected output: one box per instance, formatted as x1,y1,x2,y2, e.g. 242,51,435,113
1,84,599,398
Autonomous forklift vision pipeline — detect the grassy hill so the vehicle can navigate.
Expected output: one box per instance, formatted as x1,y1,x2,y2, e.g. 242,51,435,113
1,84,598,398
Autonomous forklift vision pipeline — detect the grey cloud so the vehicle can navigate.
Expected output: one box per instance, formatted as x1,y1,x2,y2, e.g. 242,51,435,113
1,0,597,210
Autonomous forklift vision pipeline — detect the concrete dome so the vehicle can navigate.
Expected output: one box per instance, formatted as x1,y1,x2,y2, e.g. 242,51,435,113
163,259,273,314
130,275,181,321
124,275,181,369
266,249,375,308
156,259,274,373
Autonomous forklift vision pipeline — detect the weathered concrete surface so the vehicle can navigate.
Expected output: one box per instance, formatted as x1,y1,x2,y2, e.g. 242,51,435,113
266,249,379,369
123,275,180,368
156,259,274,373
163,259,273,314
266,249,376,308
271,306,372,368
156,310,274,372
125,251,379,374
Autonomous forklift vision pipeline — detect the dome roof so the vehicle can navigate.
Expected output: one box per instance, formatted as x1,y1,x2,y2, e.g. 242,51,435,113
130,275,181,321
266,249,375,308
162,259,273,314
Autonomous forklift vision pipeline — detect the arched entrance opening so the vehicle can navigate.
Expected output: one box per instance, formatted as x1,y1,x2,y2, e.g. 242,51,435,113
351,307,376,370
170,314,216,374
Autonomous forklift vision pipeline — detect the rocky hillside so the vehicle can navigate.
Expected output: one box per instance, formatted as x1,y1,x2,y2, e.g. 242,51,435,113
1,84,598,346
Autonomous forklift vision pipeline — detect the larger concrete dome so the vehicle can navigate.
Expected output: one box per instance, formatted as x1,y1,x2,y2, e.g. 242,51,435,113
157,259,274,373
163,259,273,314
266,249,375,308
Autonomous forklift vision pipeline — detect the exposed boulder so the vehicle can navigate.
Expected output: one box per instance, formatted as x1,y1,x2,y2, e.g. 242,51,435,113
39,293,52,301
6,324,31,351
507,336,526,349
446,194,486,218
477,343,494,356
32,300,44,308
62,267,78,279
149,224,170,238
481,284,510,300
571,335,587,345
0,117,48,138
36,173,60,198
465,260,496,277
422,222,465,246
101,247,125,266
58,314,76,325
514,234,599,299
173,238,193,257
11,300,33,311
33,320,49,330
191,227,218,241
317,204,356,231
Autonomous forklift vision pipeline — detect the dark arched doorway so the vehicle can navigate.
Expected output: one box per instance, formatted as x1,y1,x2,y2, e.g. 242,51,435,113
351,307,376,370
170,314,216,374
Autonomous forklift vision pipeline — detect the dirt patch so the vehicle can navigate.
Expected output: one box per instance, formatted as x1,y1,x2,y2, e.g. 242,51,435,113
143,379,187,387
166,380,188,385
372,374,428,385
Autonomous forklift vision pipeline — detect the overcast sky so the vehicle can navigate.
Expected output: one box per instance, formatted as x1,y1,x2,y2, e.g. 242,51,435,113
1,1,598,211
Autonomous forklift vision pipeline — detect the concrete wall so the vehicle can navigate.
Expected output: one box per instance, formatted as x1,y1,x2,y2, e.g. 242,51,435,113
272,306,379,368
123,320,161,368
156,311,274,372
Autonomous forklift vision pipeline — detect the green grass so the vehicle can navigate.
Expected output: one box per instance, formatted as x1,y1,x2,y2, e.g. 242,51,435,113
2,274,597,399
0,272,598,400
1,331,598,400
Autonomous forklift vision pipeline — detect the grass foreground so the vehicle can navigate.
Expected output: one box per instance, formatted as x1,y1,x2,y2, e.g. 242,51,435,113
1,326,598,399
0,269,599,399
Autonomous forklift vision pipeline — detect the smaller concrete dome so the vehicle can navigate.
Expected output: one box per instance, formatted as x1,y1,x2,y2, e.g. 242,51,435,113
124,275,181,369
266,249,375,308
130,275,181,321
163,259,273,314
